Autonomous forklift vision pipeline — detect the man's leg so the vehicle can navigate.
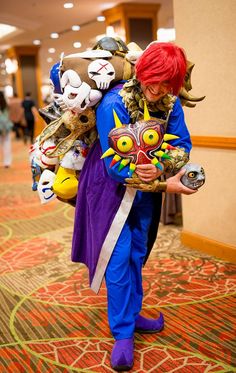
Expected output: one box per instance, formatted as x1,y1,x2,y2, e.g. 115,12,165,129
105,220,134,340
130,198,164,334
105,219,136,371
129,199,154,320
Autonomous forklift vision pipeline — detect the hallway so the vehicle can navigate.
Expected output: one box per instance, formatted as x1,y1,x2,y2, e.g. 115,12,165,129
0,137,235,372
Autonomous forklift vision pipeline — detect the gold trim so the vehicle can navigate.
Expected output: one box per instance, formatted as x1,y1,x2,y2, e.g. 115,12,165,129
191,136,236,150
181,230,236,263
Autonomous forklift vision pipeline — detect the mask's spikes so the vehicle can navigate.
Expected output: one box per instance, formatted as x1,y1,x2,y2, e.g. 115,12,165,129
154,150,164,157
129,163,136,176
161,153,172,160
151,157,164,171
101,148,116,159
163,133,179,141
143,101,151,121
110,154,121,168
113,109,123,128
154,150,172,160
161,142,177,150
118,158,130,171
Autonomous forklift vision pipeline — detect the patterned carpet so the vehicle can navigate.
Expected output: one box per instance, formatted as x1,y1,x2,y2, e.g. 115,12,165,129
0,137,236,373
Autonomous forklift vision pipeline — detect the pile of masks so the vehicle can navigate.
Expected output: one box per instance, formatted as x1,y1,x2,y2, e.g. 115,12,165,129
30,37,205,205
30,37,140,205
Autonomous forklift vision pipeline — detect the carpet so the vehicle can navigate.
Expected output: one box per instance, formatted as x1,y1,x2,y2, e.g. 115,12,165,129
0,138,235,372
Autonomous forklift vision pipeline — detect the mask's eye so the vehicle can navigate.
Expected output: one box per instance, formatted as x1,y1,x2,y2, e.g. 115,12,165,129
143,129,159,145
117,136,133,153
188,171,197,178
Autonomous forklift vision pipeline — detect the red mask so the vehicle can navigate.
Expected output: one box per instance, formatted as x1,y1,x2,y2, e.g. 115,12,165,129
108,119,165,165
101,104,179,174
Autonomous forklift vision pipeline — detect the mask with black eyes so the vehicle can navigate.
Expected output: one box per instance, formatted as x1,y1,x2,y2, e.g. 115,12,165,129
181,163,205,189
101,103,179,175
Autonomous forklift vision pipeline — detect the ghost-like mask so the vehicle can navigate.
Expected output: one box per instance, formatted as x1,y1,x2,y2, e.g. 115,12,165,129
181,163,205,190
37,170,57,204
60,69,102,112
88,59,115,90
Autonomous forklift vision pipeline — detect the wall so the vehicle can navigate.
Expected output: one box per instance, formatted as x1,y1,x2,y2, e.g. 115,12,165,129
173,0,236,258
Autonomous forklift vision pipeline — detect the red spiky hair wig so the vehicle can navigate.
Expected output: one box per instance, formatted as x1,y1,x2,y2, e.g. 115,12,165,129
135,42,187,95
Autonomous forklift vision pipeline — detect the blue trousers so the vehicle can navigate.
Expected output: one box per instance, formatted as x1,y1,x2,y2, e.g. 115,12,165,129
105,192,154,339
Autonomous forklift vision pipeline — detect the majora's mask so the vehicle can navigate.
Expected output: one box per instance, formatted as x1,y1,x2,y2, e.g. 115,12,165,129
181,163,205,189
101,102,179,175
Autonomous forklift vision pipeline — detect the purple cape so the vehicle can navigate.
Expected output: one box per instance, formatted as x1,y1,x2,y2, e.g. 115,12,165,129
71,141,126,285
71,141,162,288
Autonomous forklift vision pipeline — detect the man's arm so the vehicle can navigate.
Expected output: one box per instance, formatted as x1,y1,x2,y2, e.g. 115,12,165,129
125,168,197,195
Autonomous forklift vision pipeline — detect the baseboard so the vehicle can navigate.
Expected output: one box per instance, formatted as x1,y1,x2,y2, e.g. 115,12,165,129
191,135,236,150
180,230,236,263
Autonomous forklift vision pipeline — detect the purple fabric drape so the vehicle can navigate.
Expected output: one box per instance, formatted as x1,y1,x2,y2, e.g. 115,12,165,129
71,140,126,285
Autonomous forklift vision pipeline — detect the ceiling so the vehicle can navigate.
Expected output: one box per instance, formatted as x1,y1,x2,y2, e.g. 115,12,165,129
0,0,173,87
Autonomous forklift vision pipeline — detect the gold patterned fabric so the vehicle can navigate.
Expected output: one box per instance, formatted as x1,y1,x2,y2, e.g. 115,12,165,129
119,78,177,123
164,147,189,173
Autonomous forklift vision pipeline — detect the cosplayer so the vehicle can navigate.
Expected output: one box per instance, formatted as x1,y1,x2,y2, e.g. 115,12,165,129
30,37,204,207
71,42,199,371
29,37,205,371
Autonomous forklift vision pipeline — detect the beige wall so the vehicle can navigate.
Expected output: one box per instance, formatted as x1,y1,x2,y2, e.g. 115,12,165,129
173,0,236,248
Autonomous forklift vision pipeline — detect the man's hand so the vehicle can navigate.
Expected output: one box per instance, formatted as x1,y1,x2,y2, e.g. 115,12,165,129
125,168,198,195
166,168,197,195
135,163,163,182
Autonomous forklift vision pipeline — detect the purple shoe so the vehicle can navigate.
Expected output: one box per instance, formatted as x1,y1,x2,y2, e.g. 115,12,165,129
111,338,134,371
135,312,164,334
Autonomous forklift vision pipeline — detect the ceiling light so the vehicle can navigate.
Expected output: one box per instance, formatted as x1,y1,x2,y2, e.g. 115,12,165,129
64,2,74,8
47,57,53,63
73,42,81,48
72,25,80,31
97,16,105,22
0,24,17,39
50,33,59,39
5,58,18,74
48,48,56,53
33,39,41,45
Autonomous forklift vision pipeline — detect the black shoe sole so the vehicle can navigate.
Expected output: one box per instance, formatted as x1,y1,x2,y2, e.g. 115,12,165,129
112,364,133,371
135,325,164,334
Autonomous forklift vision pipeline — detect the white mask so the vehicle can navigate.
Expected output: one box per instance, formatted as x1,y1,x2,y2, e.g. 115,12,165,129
60,148,85,170
36,139,59,169
88,59,115,90
37,170,57,204
61,82,91,113
60,69,82,89
88,89,102,107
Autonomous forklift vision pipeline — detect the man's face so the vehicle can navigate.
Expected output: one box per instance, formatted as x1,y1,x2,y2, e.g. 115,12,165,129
141,81,171,102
